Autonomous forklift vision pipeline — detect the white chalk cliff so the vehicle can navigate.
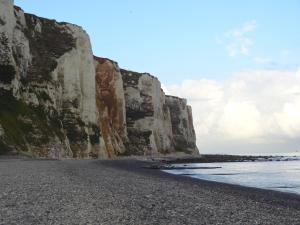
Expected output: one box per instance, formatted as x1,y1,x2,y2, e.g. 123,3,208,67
0,0,198,158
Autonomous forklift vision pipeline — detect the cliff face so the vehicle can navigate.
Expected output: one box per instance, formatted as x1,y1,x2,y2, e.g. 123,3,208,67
0,0,198,158
0,0,100,157
94,57,127,158
165,96,197,154
121,69,173,155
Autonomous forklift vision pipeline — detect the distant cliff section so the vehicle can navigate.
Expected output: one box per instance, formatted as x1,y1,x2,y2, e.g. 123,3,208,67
0,0,198,158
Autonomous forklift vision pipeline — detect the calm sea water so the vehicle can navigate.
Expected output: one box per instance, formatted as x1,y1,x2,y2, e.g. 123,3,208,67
163,153,300,195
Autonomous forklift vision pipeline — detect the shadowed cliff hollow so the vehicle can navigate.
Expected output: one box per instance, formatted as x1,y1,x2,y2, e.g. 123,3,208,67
0,0,198,158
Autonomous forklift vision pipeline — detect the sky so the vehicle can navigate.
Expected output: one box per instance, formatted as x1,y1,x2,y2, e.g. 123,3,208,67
15,0,300,154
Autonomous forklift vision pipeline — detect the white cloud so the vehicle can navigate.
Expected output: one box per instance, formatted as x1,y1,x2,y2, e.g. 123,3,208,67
218,101,263,140
219,20,257,57
275,99,300,138
253,57,274,64
164,68,300,154
240,20,257,33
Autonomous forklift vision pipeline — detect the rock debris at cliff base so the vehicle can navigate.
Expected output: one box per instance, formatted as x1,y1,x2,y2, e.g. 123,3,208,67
0,0,198,158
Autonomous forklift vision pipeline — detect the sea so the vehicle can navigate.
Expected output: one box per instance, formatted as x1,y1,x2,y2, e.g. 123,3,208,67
163,152,300,195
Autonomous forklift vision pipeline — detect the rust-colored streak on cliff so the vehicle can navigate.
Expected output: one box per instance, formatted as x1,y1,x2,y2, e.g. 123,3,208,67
94,57,127,158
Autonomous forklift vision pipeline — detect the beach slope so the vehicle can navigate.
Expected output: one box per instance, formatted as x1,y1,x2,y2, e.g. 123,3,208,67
0,158,299,225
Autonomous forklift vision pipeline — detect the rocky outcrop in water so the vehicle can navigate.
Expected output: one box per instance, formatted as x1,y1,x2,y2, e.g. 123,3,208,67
0,0,198,158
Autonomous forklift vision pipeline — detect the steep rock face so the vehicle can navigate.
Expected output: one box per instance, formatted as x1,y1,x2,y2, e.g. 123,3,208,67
121,69,174,155
0,0,199,158
0,0,25,86
48,22,100,158
166,96,198,154
94,57,127,158
0,1,101,158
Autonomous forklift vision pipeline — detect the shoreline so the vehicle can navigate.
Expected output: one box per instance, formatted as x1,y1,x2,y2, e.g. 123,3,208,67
0,157,300,224
2,153,298,199
1,152,298,163
101,159,300,208
147,153,299,164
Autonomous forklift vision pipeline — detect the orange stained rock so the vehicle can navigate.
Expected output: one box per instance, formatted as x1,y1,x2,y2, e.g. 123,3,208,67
94,57,126,157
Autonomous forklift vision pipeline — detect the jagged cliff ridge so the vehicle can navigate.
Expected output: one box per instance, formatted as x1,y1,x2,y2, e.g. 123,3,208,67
0,0,198,158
